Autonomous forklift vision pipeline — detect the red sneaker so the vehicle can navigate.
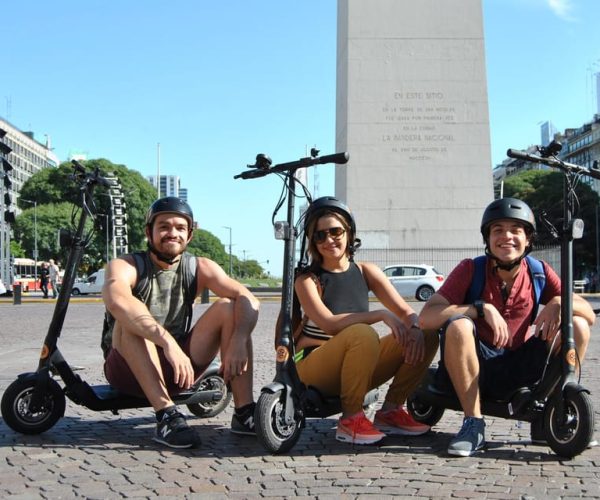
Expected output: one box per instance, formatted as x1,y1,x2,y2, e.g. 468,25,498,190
374,407,430,436
336,412,385,445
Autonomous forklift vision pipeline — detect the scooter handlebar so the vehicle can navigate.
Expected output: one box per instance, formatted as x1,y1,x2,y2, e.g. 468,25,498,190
71,160,113,187
234,151,349,180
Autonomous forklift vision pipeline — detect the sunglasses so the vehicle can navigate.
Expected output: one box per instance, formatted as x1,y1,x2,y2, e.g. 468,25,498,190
313,227,346,243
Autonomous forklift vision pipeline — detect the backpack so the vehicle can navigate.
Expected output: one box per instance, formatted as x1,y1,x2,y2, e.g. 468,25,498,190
465,255,546,321
100,251,198,359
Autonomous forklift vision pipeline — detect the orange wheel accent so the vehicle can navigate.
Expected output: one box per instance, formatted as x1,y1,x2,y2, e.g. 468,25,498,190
566,349,577,367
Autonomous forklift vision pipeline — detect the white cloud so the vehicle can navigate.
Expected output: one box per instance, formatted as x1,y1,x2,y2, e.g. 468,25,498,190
547,0,576,21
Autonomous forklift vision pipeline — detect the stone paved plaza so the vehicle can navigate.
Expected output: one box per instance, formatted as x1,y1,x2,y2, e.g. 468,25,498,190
1,299,600,499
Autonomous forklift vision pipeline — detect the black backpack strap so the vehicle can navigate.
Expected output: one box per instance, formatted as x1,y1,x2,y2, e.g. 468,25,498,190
181,252,198,332
131,251,151,302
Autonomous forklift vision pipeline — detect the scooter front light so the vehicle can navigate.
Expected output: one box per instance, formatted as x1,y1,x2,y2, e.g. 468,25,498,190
274,221,290,240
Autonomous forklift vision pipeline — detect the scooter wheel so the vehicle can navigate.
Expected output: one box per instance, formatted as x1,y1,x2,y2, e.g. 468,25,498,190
255,390,303,454
406,394,445,426
187,375,233,418
544,388,594,458
1,375,65,434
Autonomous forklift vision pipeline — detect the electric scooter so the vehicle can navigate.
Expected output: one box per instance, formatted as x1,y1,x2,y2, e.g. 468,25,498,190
235,149,377,454
1,161,231,435
407,141,597,458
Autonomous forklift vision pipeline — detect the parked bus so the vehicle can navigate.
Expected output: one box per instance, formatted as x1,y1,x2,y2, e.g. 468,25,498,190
13,258,42,292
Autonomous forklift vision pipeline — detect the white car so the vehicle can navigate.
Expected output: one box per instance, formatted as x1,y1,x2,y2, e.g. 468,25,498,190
71,269,105,295
382,264,444,301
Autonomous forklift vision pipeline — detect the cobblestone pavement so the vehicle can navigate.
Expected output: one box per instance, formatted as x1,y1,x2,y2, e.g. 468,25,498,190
1,299,600,499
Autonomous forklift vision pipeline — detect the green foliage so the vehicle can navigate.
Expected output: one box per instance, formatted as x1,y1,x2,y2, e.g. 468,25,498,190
16,159,156,273
503,169,600,275
14,157,267,278
186,229,229,269
13,202,84,266
10,240,25,258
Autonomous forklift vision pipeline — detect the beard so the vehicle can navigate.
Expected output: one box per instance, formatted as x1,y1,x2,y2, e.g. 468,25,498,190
148,237,188,264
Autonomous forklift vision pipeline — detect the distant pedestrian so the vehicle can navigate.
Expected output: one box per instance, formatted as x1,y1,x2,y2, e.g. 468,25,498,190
49,259,60,298
40,263,50,299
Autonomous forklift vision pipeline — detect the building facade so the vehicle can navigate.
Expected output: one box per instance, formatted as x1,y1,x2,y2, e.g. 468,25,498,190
0,117,60,290
493,114,600,194
146,174,188,201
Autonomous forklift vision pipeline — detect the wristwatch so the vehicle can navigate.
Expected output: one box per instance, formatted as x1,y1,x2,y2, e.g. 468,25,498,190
473,299,485,319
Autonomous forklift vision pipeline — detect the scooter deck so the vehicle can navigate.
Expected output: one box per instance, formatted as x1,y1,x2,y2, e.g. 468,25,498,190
65,381,224,412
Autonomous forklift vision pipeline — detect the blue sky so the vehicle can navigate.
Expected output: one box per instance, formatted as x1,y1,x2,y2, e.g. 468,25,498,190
3,0,600,277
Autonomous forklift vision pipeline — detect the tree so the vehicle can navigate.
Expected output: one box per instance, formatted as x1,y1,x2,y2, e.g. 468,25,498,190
13,202,90,269
16,159,157,273
186,229,229,269
503,169,600,276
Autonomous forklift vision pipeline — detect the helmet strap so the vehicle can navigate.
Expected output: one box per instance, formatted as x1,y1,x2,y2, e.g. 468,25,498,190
484,245,531,272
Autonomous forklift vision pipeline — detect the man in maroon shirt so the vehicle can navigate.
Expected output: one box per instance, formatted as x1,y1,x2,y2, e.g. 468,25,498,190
420,198,595,457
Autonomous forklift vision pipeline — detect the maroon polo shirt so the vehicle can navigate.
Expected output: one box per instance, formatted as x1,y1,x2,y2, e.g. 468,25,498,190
437,257,561,350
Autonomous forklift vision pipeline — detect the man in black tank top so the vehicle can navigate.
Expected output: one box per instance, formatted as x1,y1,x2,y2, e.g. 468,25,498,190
103,197,260,449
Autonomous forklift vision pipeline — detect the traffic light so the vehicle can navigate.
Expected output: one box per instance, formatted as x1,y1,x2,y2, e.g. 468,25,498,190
0,127,15,225
104,174,129,256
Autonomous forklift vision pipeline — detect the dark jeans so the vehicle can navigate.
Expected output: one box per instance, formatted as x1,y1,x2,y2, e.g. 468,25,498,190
435,315,550,401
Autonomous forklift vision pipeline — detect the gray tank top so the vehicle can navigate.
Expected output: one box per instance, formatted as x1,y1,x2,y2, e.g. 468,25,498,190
146,259,188,341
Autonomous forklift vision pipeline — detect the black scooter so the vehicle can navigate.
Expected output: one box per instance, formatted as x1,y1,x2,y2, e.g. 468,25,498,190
407,142,596,458
1,161,231,435
235,149,377,454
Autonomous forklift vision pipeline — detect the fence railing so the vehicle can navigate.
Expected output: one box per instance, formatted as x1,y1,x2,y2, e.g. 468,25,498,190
356,245,561,277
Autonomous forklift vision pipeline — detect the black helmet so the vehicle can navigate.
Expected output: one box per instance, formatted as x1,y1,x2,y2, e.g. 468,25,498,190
480,197,535,239
303,196,356,235
146,197,194,228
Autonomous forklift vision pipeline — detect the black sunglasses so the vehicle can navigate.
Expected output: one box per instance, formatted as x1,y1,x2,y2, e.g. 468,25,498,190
313,227,346,243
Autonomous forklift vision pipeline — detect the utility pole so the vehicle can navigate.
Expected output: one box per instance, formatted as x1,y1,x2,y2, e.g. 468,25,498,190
223,226,233,276
21,199,38,287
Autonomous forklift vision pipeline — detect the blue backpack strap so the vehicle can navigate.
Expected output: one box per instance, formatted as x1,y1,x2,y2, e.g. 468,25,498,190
525,255,546,319
465,255,487,304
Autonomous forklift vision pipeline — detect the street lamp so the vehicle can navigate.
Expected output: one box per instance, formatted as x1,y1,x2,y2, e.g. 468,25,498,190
21,198,38,289
101,214,110,264
223,226,233,276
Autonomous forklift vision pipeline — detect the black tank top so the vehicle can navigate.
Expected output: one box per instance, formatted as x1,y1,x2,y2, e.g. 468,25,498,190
303,262,369,340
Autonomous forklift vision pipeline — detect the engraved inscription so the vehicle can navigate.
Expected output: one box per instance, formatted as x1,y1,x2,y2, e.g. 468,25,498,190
381,90,456,160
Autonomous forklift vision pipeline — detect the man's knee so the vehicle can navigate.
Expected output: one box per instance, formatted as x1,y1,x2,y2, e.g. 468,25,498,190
444,316,476,343
573,315,591,349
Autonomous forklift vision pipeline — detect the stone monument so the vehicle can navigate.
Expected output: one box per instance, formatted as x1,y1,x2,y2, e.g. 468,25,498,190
335,0,493,267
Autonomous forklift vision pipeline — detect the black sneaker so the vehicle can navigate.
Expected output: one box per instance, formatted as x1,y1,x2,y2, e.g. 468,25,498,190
231,404,256,436
153,409,201,449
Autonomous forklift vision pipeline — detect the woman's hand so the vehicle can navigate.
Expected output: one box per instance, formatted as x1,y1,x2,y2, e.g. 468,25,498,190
404,326,426,365
381,310,408,347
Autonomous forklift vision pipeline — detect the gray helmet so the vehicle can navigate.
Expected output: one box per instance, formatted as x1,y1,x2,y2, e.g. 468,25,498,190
303,196,356,235
480,197,536,239
145,197,194,228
